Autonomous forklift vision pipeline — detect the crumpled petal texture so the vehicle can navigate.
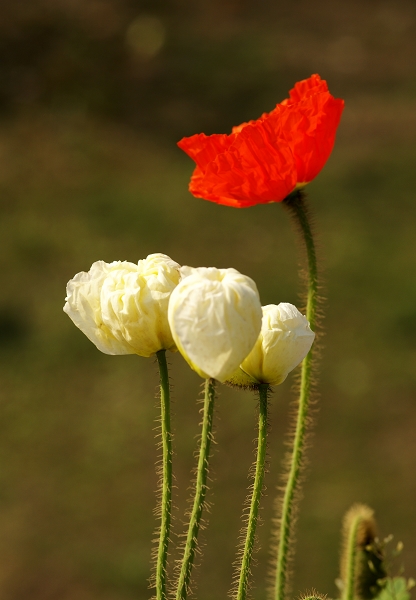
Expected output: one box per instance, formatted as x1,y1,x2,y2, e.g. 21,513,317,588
64,253,181,357
228,303,315,386
178,74,344,207
168,267,262,382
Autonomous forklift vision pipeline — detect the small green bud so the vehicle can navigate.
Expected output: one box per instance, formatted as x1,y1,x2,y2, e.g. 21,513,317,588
340,504,387,600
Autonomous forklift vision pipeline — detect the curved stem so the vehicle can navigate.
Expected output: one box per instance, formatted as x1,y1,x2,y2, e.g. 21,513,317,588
274,190,318,600
155,349,173,600
235,384,269,600
175,378,216,600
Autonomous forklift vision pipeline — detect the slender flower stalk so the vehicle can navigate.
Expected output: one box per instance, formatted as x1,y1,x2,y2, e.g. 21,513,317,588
273,189,319,600
175,378,216,600
155,349,173,600
234,384,269,600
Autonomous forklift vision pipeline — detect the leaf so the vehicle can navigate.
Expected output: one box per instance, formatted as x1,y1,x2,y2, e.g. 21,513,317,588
376,577,411,600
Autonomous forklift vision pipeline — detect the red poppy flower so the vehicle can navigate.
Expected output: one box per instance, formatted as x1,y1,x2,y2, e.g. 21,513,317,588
177,74,344,208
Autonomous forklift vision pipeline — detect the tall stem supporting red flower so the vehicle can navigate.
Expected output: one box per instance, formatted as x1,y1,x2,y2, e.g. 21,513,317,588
272,190,319,600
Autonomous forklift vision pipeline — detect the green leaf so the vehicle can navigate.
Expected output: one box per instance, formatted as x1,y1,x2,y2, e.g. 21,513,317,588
376,577,411,600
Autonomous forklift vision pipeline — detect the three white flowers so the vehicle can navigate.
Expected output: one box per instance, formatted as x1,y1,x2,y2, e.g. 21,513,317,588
64,253,315,385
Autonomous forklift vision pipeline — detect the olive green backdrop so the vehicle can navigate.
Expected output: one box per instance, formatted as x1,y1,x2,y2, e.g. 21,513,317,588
0,0,415,598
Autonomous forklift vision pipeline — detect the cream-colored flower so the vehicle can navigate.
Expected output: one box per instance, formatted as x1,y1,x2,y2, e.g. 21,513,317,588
64,253,181,356
168,266,262,382
227,303,315,386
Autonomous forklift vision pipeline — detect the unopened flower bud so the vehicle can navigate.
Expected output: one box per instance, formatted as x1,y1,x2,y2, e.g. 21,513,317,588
64,253,181,357
168,266,262,382
227,303,315,386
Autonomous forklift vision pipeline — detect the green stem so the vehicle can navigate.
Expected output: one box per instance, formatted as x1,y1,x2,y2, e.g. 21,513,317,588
155,349,173,600
274,190,319,600
343,513,362,600
284,190,318,329
175,378,216,600
235,384,269,600
340,504,386,600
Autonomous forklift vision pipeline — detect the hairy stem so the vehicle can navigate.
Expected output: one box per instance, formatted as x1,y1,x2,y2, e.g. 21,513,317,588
155,349,173,600
235,384,269,600
273,190,319,600
175,378,216,600
343,513,362,600
340,504,385,600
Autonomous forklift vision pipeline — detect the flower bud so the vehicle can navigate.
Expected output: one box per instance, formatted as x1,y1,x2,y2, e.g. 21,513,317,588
64,253,181,357
168,267,262,382
227,303,315,386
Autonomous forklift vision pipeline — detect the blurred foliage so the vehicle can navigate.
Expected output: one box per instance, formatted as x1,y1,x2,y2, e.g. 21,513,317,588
376,578,414,600
0,0,415,599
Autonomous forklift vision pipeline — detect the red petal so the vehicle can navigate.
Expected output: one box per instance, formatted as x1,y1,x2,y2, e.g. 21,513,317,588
286,73,328,103
177,74,344,207
281,93,344,182
188,118,297,207
177,133,235,171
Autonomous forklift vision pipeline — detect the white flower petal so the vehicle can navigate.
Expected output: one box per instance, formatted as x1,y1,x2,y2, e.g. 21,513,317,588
168,266,262,381
64,253,181,356
236,303,315,385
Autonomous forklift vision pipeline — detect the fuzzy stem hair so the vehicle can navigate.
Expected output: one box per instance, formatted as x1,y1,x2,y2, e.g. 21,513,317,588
231,383,270,600
299,591,327,600
154,349,173,600
175,378,216,600
272,190,319,600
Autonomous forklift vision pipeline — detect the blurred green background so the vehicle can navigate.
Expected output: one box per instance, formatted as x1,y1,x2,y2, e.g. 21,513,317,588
0,0,415,598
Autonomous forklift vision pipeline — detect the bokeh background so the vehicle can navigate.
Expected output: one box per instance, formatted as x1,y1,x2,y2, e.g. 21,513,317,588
1,0,415,598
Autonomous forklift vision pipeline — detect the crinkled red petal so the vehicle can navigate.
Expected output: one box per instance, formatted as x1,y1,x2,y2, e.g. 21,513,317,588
177,74,344,207
189,117,297,207
274,92,345,182
287,73,329,103
177,133,235,170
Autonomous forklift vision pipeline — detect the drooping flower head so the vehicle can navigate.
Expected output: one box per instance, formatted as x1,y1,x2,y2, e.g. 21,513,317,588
64,253,181,357
227,303,315,387
178,74,344,208
168,266,262,382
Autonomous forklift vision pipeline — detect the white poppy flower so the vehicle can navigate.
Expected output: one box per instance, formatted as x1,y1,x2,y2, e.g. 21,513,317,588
64,253,181,356
168,266,262,382
227,303,315,386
